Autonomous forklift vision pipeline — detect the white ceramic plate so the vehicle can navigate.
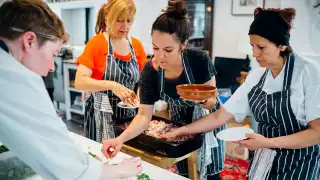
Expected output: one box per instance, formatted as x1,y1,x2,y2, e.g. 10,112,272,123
117,101,139,109
217,127,254,141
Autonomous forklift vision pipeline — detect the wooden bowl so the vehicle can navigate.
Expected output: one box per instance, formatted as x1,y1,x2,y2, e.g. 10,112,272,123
176,84,217,101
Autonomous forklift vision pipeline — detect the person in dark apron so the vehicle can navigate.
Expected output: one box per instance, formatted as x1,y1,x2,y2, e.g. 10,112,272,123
75,0,147,143
102,1,226,180
160,7,320,180
155,51,226,180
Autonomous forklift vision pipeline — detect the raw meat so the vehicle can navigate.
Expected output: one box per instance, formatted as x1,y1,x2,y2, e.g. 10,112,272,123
124,120,193,142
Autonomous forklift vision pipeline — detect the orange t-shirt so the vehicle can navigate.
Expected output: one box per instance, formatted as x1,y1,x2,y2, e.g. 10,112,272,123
77,33,147,80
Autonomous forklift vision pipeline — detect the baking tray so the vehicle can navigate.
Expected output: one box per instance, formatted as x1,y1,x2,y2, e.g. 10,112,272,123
115,116,203,158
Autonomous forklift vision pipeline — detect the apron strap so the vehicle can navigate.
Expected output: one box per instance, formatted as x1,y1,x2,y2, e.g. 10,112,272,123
104,36,113,81
158,67,165,93
107,35,136,61
125,37,137,61
283,53,295,91
157,51,195,93
256,69,268,89
107,36,113,55
181,51,195,84
149,56,162,94
156,52,196,108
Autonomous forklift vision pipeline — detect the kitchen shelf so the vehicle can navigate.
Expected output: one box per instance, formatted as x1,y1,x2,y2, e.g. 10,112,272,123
63,62,85,120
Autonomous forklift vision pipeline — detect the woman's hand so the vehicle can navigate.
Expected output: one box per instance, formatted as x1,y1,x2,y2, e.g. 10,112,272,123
114,157,143,178
104,157,143,179
179,77,219,110
199,97,218,110
112,82,138,105
234,133,274,150
159,128,184,142
101,138,123,158
181,96,218,110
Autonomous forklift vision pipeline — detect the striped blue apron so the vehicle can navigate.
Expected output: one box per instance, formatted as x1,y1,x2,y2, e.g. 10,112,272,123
247,53,320,179
157,53,226,179
84,36,140,142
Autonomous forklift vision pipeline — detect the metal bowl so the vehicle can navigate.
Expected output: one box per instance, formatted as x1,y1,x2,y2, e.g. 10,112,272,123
176,84,217,101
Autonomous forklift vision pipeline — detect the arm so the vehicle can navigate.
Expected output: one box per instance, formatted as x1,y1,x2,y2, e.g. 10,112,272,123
75,65,117,92
239,61,320,150
136,86,141,101
117,60,159,143
164,69,257,139
75,65,137,104
0,71,99,179
266,119,320,149
74,37,116,92
174,107,234,136
239,119,320,150
117,104,154,143
101,105,155,158
265,61,320,149
101,61,159,156
74,36,123,93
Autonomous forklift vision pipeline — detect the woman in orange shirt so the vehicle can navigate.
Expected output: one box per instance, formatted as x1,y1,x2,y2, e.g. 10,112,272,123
75,0,147,142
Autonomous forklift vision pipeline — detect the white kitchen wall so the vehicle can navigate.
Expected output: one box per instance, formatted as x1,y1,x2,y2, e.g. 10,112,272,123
48,0,167,54
48,0,104,45
281,0,320,59
61,9,87,45
131,0,167,55
212,0,281,60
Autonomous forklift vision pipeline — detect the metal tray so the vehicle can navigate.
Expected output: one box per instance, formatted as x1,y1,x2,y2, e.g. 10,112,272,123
115,116,203,158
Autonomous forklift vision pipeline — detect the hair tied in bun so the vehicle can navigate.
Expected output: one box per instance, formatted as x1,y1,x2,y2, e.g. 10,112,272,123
152,0,190,43
163,0,188,20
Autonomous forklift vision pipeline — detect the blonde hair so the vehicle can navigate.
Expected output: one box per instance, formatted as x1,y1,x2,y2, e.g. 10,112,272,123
95,0,136,34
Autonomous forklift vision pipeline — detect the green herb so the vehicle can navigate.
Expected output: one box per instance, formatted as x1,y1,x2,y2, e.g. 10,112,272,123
0,145,9,153
88,151,97,158
137,173,151,180
1,154,36,179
